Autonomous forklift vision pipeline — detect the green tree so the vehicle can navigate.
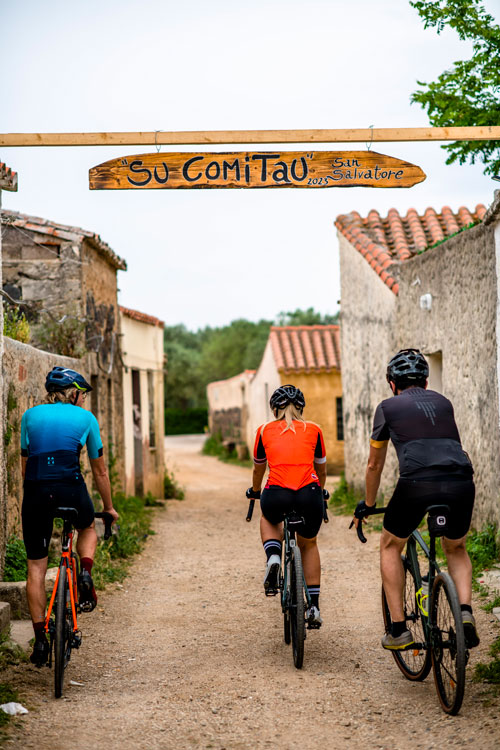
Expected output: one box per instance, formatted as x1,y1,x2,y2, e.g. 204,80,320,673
410,0,500,176
164,324,205,409
275,307,339,326
198,318,272,384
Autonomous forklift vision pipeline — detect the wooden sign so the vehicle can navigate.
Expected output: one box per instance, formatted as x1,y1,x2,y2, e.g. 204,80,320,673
89,151,425,190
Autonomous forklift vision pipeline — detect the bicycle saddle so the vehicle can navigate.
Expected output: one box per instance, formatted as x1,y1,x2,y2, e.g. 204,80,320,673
426,504,451,516
287,514,305,526
53,506,78,523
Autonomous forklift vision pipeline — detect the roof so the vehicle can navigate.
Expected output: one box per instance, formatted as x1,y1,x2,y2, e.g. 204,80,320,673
335,204,487,295
270,325,341,373
0,162,18,192
0,209,127,270
120,305,164,328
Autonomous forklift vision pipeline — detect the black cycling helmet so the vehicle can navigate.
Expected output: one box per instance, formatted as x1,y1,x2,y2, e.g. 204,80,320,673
45,367,93,393
386,348,429,384
269,384,306,412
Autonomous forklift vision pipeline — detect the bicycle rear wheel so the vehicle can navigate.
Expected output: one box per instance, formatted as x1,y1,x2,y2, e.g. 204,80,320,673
54,565,71,698
430,572,466,715
382,555,431,681
290,547,305,669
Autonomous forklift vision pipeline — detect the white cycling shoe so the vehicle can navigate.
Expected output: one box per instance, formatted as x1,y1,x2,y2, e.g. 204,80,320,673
263,554,280,595
306,605,323,629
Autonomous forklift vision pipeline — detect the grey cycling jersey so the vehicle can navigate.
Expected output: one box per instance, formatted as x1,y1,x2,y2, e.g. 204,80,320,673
370,387,473,480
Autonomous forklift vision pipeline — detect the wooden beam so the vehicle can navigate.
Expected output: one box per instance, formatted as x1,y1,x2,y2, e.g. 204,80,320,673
1,126,500,148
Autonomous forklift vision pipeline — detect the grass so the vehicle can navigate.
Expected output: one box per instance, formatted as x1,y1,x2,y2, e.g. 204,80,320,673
92,492,156,590
163,467,185,500
202,433,253,468
0,682,19,727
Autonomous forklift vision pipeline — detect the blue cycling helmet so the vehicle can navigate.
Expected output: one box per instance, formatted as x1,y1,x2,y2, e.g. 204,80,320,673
45,367,92,393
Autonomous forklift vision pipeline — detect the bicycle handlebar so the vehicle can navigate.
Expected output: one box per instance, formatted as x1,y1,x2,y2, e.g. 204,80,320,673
246,498,255,522
95,511,114,540
349,506,386,544
322,489,329,523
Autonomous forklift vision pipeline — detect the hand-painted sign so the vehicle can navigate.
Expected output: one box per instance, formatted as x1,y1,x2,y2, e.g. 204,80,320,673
89,151,425,190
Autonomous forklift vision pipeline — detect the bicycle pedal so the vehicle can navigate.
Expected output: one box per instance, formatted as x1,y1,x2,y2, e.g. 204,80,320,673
71,631,82,649
265,589,279,597
307,621,322,630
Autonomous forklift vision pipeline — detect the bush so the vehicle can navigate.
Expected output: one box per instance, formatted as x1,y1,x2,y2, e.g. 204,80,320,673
466,524,499,578
165,407,207,435
329,474,362,515
3,537,27,582
3,307,30,343
35,314,86,358
202,431,224,457
164,468,185,499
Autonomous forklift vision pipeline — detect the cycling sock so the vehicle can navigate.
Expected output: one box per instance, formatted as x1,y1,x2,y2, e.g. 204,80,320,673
33,621,46,640
391,620,407,638
263,539,282,561
308,586,320,609
80,557,94,574
461,604,473,614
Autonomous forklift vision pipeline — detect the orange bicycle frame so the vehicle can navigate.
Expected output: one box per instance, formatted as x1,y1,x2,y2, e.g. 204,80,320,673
45,529,79,635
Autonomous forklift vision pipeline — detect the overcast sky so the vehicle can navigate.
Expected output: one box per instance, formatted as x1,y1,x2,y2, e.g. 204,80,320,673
1,0,497,329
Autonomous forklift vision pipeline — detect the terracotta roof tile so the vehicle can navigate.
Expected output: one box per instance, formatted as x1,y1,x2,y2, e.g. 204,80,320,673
335,203,485,295
270,326,340,373
120,305,164,328
1,209,127,270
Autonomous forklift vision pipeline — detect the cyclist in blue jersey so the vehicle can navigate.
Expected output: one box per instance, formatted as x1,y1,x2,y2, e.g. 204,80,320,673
21,367,118,666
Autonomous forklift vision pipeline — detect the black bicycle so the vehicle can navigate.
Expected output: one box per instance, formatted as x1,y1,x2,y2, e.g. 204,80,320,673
45,508,113,698
353,504,468,715
246,488,329,669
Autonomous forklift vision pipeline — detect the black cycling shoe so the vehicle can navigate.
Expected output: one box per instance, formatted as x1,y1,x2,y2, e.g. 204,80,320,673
78,570,97,612
30,637,49,667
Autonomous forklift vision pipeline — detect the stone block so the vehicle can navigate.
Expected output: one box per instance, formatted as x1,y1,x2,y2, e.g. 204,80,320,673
0,601,11,636
0,567,59,620
492,607,500,623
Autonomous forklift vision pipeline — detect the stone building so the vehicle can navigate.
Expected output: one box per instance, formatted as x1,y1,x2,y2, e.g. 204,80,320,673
0,163,18,574
1,210,127,554
335,198,500,528
120,306,165,498
207,325,344,473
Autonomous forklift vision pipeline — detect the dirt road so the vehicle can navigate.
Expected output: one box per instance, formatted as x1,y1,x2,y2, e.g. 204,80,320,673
6,436,500,749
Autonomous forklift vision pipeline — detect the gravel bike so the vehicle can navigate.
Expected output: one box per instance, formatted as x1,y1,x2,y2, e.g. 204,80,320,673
353,504,468,715
246,488,329,669
45,508,113,698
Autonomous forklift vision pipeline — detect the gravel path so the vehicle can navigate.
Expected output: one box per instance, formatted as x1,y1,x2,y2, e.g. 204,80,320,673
5,435,500,749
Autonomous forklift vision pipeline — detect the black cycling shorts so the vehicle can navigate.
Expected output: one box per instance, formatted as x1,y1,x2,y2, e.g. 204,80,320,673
260,482,324,539
22,480,95,560
383,477,475,540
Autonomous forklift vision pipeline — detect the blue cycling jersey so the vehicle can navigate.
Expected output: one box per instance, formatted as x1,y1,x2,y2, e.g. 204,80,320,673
21,403,103,481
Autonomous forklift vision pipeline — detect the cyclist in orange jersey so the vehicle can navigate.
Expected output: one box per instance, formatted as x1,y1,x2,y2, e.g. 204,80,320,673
248,385,327,627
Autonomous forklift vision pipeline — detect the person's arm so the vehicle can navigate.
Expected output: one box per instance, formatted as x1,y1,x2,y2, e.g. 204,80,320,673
89,456,118,522
314,428,327,489
252,461,267,492
314,461,327,490
365,442,388,506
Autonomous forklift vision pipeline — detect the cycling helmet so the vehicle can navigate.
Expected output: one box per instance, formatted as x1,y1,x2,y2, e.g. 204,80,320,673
269,384,306,412
386,349,429,384
45,367,93,393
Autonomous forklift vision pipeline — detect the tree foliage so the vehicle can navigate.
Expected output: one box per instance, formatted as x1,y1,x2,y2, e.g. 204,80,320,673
164,309,338,410
410,0,500,176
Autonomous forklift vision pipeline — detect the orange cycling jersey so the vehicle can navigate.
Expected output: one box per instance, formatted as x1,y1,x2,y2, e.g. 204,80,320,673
253,420,326,491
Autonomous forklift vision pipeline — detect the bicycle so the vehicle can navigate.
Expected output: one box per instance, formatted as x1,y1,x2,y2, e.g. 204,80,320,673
44,507,113,698
353,504,468,715
246,488,329,669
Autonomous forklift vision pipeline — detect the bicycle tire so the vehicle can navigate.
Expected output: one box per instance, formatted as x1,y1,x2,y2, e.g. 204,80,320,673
290,547,305,669
382,556,431,681
430,572,466,715
54,565,70,699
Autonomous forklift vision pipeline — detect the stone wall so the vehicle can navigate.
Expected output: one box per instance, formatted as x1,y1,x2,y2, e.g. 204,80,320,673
2,339,82,558
396,220,500,529
0,194,5,575
210,407,243,442
338,234,399,496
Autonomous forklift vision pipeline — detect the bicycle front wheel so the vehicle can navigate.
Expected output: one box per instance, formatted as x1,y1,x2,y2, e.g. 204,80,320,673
54,565,71,698
430,572,466,715
382,555,431,681
290,547,305,669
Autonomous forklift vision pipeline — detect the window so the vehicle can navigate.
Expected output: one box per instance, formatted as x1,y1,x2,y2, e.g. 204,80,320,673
426,351,443,393
336,397,344,441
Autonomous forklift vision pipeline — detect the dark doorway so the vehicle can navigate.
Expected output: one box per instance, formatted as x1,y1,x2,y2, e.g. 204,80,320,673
132,369,144,496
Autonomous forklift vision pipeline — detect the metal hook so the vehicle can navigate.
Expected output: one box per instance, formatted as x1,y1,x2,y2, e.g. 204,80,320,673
154,130,163,153
366,125,374,152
